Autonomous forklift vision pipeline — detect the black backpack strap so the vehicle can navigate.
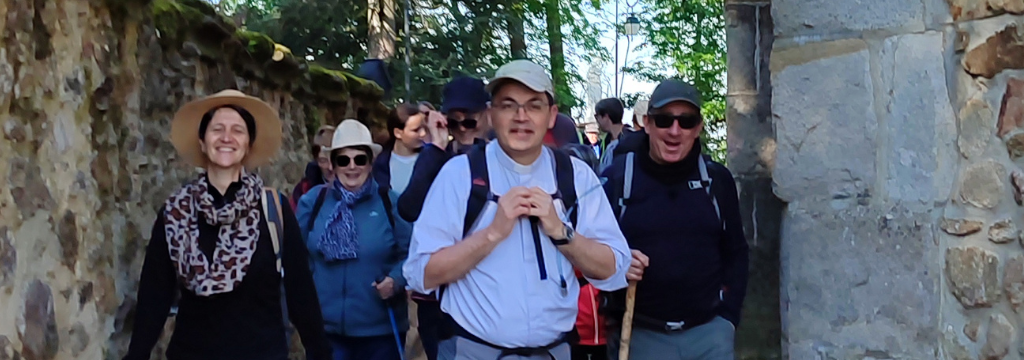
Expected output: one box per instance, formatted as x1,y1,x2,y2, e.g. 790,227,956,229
378,185,396,229
618,152,635,220
552,149,578,227
307,187,329,231
463,147,491,238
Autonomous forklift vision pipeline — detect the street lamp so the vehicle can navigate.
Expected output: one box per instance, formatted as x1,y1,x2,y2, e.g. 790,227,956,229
624,15,641,37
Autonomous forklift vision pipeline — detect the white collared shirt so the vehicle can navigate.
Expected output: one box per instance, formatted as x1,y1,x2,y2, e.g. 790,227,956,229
403,142,630,347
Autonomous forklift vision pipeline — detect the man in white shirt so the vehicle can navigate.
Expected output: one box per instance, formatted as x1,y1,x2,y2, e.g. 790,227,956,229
403,60,631,360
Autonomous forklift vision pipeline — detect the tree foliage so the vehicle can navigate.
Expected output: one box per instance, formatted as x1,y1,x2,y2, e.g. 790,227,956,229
622,0,726,162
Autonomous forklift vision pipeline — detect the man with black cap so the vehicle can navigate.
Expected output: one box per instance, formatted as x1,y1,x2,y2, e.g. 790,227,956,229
404,59,630,360
601,79,749,360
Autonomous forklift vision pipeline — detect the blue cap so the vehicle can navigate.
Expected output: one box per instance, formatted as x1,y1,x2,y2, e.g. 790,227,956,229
441,76,490,114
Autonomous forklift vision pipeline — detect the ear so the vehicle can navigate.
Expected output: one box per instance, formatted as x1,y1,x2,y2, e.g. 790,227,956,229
548,106,559,130
199,139,208,154
392,127,403,141
643,115,651,135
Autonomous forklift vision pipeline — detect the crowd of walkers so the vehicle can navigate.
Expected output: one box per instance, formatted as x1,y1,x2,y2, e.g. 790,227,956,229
122,59,749,360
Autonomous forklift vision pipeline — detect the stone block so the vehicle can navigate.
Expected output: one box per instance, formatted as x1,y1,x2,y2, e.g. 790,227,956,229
990,219,1020,244
949,0,1024,21
772,40,877,202
965,25,1024,78
983,313,1014,359
941,217,985,236
947,246,1000,308
0,227,14,290
879,32,958,205
999,78,1024,138
781,204,938,358
960,99,996,159
19,280,58,360
966,319,983,342
1005,255,1024,314
960,160,1007,209
1013,170,1024,205
772,0,923,38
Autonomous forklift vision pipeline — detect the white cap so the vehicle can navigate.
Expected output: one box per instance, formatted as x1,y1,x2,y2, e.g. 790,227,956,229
486,60,555,98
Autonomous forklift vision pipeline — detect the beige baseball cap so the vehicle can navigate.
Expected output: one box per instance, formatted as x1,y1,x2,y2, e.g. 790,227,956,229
485,60,555,98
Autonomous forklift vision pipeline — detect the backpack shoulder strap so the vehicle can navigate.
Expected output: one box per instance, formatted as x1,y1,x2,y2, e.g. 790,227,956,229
307,186,329,231
618,152,635,220
697,155,722,226
463,147,490,238
378,185,396,229
552,149,578,227
262,187,285,275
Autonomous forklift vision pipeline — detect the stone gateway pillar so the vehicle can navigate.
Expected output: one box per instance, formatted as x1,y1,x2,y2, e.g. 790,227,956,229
725,0,783,359
745,0,1024,357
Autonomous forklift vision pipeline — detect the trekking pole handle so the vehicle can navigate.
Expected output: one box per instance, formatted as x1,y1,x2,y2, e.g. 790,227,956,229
618,280,638,360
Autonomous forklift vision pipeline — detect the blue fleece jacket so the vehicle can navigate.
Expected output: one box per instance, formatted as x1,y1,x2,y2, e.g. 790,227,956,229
296,179,412,337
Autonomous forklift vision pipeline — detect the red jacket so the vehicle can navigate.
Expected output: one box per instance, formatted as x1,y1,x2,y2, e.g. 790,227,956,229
575,271,606,345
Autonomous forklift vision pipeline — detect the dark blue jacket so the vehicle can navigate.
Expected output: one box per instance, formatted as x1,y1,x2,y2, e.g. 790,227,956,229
396,139,485,223
601,135,749,328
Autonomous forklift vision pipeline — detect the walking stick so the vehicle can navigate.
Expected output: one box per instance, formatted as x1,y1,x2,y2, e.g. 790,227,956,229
618,280,638,360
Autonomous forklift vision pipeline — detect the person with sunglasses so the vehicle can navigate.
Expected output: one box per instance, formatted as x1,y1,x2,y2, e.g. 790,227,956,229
600,79,749,360
296,120,413,360
440,76,491,155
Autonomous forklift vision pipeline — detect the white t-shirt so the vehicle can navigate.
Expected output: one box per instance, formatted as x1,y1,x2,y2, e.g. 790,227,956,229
389,152,418,194
403,142,630,347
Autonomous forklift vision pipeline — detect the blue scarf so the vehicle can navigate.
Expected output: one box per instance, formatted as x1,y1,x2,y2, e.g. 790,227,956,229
318,179,373,261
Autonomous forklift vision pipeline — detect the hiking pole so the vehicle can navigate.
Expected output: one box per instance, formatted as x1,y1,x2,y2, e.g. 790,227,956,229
618,280,638,360
377,275,407,360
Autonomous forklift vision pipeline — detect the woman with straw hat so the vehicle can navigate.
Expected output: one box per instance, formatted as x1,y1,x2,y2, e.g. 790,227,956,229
123,90,331,360
296,119,411,360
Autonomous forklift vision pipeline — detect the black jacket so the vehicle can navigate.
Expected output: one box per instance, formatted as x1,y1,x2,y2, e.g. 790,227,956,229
124,182,332,360
397,139,485,223
601,134,749,328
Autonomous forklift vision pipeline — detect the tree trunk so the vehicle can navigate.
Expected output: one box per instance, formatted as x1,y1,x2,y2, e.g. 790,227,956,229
545,0,569,113
368,0,397,59
508,2,527,59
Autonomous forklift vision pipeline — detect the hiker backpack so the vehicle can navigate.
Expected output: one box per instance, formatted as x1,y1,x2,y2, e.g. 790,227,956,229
616,152,722,226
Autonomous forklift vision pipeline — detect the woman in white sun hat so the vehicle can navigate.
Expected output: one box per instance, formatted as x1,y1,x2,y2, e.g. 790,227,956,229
123,89,331,360
296,119,412,360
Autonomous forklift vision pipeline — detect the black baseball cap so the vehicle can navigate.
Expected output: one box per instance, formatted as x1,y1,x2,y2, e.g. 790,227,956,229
649,79,702,110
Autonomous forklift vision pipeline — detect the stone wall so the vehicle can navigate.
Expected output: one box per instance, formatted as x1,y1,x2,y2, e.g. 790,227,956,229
0,0,385,359
725,1,783,359
764,0,1024,357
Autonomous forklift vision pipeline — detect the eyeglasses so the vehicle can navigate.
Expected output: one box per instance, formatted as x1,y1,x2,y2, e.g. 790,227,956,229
333,154,369,167
651,113,702,129
493,100,550,119
447,118,478,129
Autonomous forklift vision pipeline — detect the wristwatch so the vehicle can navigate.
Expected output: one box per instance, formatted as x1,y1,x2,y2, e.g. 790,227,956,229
551,221,575,246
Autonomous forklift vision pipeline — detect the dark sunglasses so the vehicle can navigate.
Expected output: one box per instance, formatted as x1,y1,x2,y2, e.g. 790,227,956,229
447,118,478,129
651,113,702,129
333,154,369,167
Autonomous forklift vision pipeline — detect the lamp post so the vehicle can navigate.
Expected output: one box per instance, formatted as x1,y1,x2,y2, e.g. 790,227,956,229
624,15,641,37
614,7,641,98
616,14,641,97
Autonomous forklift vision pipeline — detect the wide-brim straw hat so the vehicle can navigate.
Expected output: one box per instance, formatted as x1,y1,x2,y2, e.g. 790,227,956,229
330,119,383,157
170,90,282,168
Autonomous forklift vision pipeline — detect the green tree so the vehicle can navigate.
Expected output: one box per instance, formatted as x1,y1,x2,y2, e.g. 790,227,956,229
623,0,726,162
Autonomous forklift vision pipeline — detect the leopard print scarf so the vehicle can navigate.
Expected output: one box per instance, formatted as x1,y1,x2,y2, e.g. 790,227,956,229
163,171,264,296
